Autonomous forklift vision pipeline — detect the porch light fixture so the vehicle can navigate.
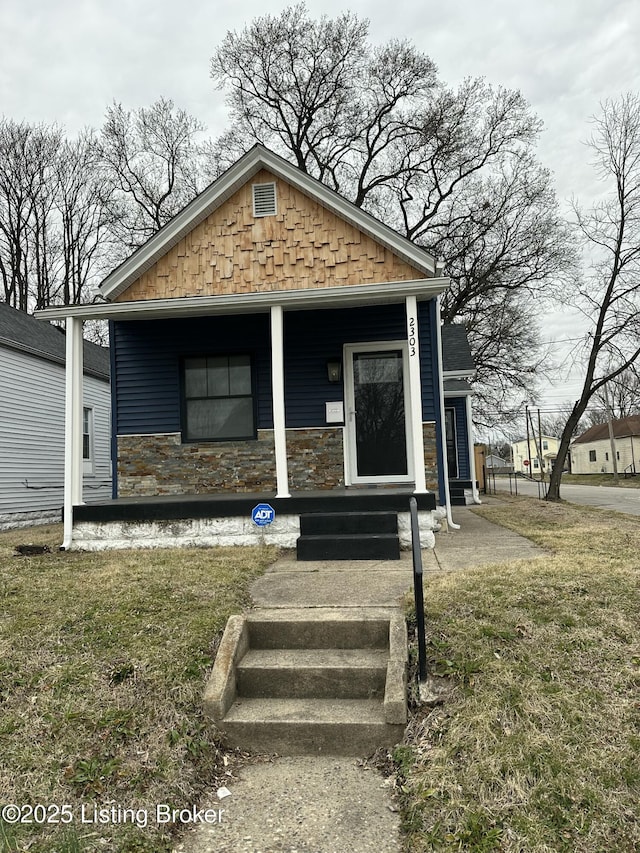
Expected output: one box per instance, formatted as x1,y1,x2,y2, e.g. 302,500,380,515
326,359,342,383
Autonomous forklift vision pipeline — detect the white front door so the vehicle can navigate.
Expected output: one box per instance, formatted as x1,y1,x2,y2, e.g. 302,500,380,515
344,342,414,484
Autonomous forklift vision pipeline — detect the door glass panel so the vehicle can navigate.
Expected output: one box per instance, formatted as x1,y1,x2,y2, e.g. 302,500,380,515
353,350,408,476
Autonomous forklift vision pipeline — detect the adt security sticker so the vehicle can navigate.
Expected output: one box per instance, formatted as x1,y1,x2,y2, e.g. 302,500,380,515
251,503,275,527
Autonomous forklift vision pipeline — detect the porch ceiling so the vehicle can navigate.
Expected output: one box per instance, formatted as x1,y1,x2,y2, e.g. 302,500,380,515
35,278,449,322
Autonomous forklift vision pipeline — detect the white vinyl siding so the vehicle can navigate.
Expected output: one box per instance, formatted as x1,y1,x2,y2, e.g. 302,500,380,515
0,345,111,526
570,436,638,474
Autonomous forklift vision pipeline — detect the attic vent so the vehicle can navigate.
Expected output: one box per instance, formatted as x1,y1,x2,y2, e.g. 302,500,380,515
252,182,277,217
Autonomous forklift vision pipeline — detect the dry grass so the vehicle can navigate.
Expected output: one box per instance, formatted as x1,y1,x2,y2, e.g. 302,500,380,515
399,497,640,852
559,473,640,488
0,525,276,852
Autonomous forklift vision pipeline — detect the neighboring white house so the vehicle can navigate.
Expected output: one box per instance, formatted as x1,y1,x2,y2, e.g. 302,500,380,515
511,435,560,475
0,302,111,529
485,453,513,472
569,416,640,475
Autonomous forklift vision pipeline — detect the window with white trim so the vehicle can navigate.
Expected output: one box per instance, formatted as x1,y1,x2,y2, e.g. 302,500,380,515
83,407,94,472
182,355,255,441
589,450,597,462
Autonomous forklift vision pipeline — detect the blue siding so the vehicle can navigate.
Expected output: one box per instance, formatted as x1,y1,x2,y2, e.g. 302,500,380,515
112,301,439,437
418,301,438,422
284,304,430,428
447,397,470,479
112,315,272,434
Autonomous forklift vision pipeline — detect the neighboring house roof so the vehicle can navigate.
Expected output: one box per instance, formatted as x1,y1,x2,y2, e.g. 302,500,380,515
441,324,475,376
0,301,109,380
98,143,439,302
572,415,640,444
512,434,559,444
443,378,472,395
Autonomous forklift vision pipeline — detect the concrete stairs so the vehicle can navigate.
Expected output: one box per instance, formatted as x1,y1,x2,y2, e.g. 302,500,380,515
204,608,407,755
296,511,401,560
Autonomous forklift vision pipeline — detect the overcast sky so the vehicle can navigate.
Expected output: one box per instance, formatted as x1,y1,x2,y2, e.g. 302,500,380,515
2,0,639,419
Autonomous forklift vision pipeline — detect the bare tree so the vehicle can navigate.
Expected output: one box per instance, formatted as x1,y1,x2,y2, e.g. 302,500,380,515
211,7,437,198
0,120,115,315
55,130,114,306
100,98,209,253
587,365,640,422
547,94,640,500
211,6,574,421
0,120,62,311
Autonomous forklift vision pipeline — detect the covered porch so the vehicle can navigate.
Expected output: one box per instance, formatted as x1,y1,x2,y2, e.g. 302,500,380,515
39,282,455,551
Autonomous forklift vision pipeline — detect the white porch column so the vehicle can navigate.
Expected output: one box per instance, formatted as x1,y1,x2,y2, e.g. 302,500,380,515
435,295,460,529
62,315,84,549
466,393,481,504
270,305,290,498
405,295,428,493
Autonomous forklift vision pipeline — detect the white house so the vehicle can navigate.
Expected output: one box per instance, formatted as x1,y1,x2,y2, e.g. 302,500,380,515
0,302,111,530
570,416,640,475
511,435,560,475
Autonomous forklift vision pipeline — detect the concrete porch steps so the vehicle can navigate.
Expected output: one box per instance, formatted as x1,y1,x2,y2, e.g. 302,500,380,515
236,648,388,698
296,511,401,561
204,608,408,755
221,698,398,756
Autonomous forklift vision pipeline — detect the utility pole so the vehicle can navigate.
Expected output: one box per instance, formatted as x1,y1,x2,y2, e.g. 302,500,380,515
527,406,543,482
526,405,532,478
537,407,545,481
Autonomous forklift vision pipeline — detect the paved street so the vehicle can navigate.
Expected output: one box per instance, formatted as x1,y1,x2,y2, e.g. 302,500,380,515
492,476,640,517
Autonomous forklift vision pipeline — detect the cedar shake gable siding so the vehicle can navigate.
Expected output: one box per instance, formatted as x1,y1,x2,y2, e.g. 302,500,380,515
115,171,425,303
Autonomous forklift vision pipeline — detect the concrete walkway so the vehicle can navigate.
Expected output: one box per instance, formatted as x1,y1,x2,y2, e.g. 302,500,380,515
175,502,546,853
251,502,545,610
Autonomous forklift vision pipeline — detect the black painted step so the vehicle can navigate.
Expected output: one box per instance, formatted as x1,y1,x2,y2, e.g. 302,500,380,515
297,533,400,561
449,479,474,490
450,496,468,506
300,511,398,536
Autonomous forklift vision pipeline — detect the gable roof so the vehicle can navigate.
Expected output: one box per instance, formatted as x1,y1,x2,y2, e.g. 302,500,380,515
573,415,640,444
441,324,475,376
98,144,438,302
0,301,109,380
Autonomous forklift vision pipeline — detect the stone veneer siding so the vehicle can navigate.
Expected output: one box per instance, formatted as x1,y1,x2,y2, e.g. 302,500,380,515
423,422,438,490
117,427,345,497
117,432,277,496
285,428,344,490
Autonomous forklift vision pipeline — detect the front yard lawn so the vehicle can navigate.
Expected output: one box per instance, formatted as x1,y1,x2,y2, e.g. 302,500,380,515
0,526,276,852
399,498,640,852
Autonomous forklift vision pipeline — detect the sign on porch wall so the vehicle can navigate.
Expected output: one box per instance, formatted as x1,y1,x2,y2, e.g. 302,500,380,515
251,503,276,527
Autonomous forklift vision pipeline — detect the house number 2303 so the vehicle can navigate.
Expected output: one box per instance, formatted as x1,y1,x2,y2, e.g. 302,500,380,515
408,317,417,357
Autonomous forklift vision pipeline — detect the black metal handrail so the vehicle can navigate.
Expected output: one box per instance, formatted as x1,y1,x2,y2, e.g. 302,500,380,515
409,497,427,682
